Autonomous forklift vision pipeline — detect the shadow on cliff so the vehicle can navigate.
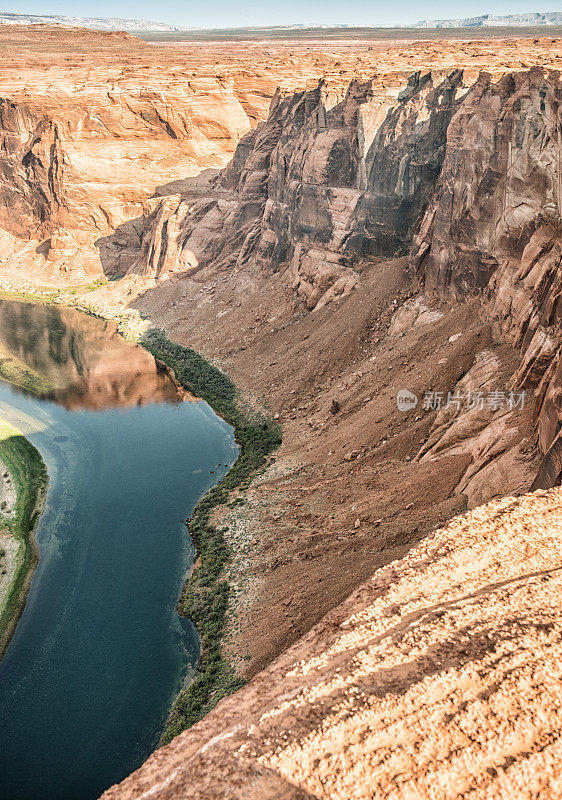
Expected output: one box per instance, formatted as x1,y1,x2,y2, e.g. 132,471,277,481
153,168,220,197
94,168,224,279
95,217,146,279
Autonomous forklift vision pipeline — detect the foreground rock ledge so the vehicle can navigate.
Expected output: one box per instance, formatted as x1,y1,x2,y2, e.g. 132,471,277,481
103,489,562,800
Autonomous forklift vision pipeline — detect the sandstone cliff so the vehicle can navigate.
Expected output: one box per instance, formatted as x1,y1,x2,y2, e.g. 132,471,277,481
99,59,561,691
126,69,473,308
409,69,562,486
1,28,559,284
129,66,562,491
103,488,562,799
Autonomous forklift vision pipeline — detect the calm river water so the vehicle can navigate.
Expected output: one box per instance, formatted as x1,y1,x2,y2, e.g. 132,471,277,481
0,300,238,800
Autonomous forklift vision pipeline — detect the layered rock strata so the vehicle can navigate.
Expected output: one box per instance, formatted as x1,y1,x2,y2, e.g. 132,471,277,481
0,27,559,282
410,69,562,485
131,66,562,487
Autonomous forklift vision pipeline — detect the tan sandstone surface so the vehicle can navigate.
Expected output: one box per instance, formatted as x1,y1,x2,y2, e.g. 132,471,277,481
103,488,562,799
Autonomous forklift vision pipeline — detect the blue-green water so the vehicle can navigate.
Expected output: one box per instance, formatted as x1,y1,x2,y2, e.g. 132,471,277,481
0,301,238,800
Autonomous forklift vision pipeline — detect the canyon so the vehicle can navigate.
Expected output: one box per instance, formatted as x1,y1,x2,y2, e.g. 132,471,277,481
0,23,561,799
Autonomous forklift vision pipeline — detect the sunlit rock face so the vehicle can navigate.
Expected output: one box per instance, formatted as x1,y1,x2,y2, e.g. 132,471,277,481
410,69,562,484
0,79,252,282
0,27,275,284
0,300,184,409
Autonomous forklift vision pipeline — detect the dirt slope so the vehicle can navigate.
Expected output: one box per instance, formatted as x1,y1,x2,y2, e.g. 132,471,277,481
117,255,536,677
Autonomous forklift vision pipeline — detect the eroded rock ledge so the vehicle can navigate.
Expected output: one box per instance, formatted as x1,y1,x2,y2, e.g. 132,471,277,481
103,488,562,800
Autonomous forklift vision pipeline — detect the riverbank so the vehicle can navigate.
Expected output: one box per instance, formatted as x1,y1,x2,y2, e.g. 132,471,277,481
140,330,281,742
0,287,283,741
0,417,48,660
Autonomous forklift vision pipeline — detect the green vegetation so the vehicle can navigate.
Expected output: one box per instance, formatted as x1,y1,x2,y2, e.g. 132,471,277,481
0,418,48,659
140,329,281,743
0,278,109,306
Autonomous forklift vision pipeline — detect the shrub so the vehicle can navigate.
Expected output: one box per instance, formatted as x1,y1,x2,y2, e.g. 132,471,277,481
141,330,281,742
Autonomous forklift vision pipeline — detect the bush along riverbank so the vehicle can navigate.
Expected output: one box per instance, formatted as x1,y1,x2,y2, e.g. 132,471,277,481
0,418,48,660
140,329,282,744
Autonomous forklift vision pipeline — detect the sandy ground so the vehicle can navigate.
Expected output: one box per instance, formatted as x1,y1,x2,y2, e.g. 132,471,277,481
0,460,20,621
0,534,20,618
0,458,16,519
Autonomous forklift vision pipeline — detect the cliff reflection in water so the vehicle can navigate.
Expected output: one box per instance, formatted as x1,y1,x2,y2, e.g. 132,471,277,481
0,300,184,409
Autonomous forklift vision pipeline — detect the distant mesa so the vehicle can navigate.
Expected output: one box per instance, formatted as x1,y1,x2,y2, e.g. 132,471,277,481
0,11,560,34
411,11,562,28
0,12,190,32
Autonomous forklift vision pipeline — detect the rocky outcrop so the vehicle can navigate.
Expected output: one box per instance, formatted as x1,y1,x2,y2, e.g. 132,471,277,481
125,64,562,501
131,70,472,309
132,67,560,316
410,69,562,484
415,349,533,507
103,488,562,800
0,99,66,238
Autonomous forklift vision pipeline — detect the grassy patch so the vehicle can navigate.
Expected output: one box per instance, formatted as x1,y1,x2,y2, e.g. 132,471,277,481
0,278,109,306
0,419,48,659
140,329,281,743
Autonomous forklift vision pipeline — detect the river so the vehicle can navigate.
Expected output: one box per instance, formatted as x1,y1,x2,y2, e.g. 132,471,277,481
0,300,238,800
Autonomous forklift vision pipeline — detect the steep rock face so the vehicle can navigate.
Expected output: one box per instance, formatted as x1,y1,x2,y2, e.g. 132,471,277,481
0,28,293,283
344,69,466,257
227,70,471,308
2,28,560,285
0,99,66,237
131,70,472,309
0,83,253,281
411,68,561,296
410,69,562,483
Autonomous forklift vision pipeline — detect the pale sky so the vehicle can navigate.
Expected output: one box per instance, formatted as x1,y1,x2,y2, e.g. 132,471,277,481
5,0,561,28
